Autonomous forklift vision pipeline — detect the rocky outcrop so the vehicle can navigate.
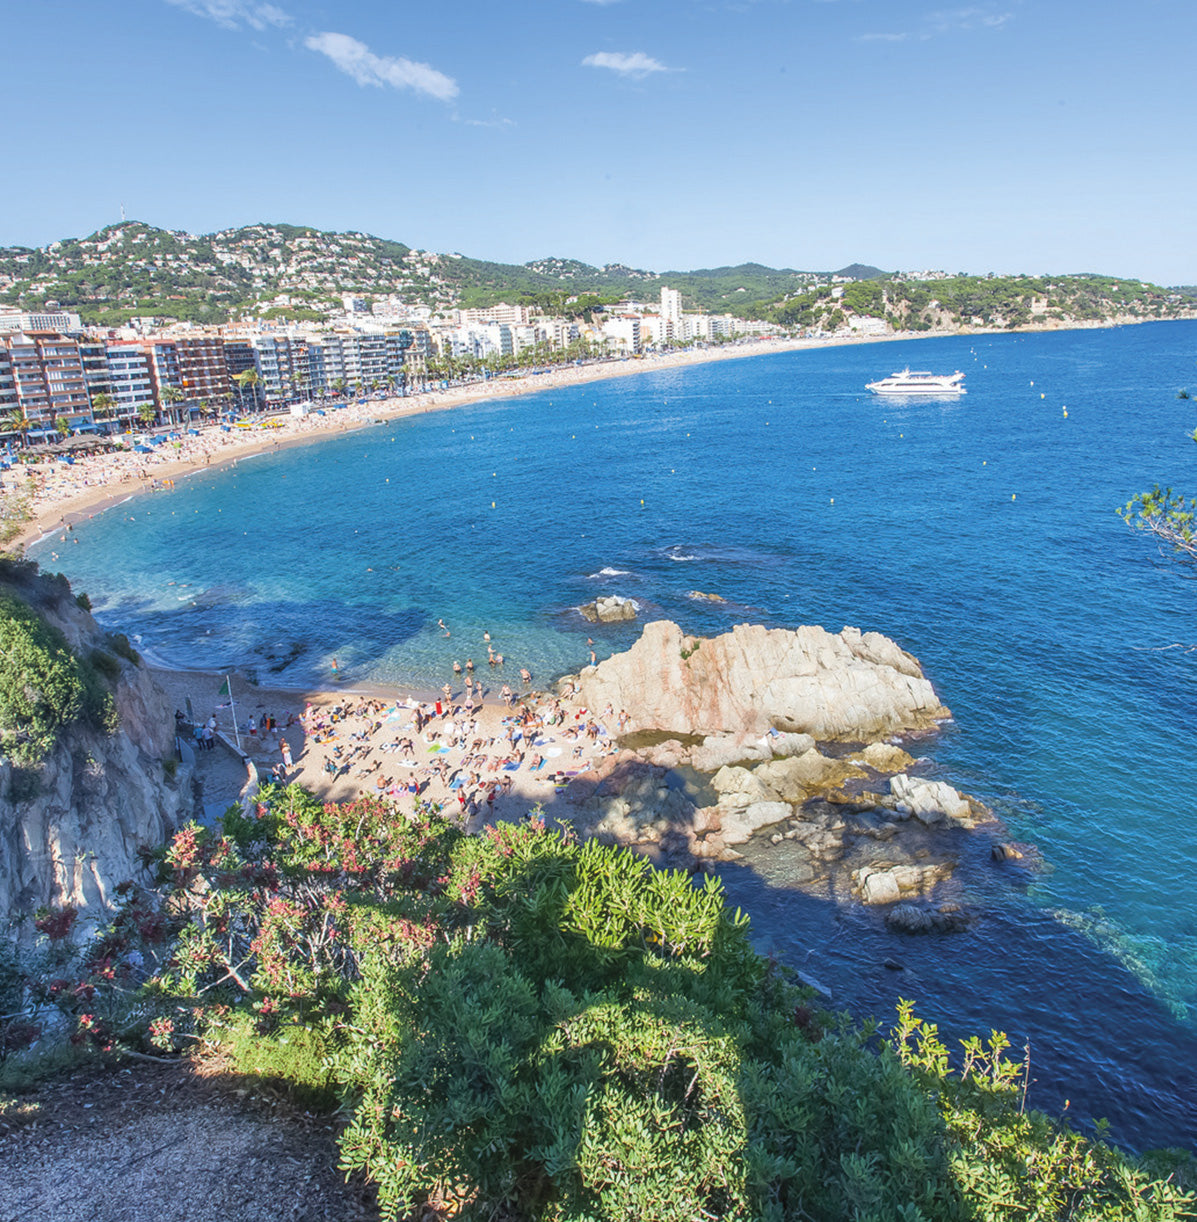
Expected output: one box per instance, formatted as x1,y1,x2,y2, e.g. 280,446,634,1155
579,596,638,624
577,620,950,741
889,775,988,829
0,569,192,927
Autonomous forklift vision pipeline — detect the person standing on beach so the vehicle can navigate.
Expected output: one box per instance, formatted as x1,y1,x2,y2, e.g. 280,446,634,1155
280,738,293,772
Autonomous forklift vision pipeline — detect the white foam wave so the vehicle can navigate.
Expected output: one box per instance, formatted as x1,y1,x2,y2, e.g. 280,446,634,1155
586,566,631,578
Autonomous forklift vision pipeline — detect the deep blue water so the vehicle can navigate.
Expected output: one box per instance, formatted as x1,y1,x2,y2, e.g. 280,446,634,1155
32,323,1197,1150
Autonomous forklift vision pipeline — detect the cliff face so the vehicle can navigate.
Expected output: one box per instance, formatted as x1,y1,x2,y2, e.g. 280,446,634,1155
577,620,950,741
0,568,192,924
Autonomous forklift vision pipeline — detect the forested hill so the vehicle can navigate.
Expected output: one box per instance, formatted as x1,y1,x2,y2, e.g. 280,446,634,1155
751,274,1196,332
0,222,832,326
0,220,1190,331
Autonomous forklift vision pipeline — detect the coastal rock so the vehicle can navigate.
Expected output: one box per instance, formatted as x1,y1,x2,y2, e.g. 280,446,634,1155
711,765,778,804
991,841,1024,862
885,902,974,935
889,774,985,828
850,742,915,774
578,620,949,741
686,591,726,603
571,759,696,854
860,870,901,905
579,596,638,624
755,749,866,802
0,571,193,927
690,734,770,771
720,801,793,846
766,732,818,760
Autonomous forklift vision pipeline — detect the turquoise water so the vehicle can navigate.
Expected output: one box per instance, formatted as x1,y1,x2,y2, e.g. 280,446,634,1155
33,322,1197,1149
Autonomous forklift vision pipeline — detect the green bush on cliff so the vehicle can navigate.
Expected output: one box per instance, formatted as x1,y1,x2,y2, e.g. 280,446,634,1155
123,784,1195,1222
0,592,115,765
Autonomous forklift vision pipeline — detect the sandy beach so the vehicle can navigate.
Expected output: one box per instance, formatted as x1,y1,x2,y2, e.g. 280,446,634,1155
156,660,623,832
7,330,929,552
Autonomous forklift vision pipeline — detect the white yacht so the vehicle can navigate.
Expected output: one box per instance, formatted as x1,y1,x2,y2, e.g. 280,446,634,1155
866,368,967,395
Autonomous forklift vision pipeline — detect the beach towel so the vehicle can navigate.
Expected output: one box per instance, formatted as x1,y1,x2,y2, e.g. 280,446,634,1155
502,762,520,772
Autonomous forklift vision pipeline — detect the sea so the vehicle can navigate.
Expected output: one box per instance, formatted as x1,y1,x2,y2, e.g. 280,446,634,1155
30,321,1197,1152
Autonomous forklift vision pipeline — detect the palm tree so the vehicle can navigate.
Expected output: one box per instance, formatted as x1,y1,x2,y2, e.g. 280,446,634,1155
138,402,157,428
159,385,184,426
91,391,116,425
2,410,32,449
234,369,261,414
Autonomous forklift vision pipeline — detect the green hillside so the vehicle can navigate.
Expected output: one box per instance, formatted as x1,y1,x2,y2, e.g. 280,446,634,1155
0,221,1191,331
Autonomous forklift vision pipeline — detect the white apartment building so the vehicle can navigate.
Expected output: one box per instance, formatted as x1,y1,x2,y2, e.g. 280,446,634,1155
458,303,530,327
660,287,682,326
340,332,390,388
105,345,154,416
602,316,642,353
0,311,83,335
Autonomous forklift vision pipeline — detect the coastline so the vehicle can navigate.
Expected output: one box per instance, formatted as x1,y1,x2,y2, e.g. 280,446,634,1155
9,315,1194,553
12,326,928,550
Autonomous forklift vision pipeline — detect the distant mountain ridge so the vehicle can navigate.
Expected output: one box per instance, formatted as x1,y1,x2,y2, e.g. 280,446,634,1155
0,220,1190,333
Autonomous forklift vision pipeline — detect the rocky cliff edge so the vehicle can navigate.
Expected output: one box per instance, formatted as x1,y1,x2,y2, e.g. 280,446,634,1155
0,566,193,926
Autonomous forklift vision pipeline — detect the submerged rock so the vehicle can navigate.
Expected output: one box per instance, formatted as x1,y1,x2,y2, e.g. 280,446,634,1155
885,902,975,935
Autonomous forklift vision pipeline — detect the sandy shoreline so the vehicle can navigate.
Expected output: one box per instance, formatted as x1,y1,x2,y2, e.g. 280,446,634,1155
10,330,930,551
156,660,620,829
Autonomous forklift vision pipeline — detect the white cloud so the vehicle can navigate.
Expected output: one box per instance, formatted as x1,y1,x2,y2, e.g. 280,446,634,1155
164,0,291,30
582,51,670,78
305,31,459,102
926,7,1014,33
858,6,1012,42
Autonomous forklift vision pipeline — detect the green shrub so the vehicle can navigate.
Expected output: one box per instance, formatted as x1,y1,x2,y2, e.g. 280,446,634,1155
38,784,1194,1222
0,594,92,763
75,591,91,612
88,648,120,682
217,1010,339,1110
108,633,140,666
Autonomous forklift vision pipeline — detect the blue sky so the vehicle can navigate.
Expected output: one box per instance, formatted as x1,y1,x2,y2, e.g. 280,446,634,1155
3,0,1195,282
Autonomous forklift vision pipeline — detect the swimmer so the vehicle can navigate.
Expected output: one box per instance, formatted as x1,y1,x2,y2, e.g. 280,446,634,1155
438,618,450,637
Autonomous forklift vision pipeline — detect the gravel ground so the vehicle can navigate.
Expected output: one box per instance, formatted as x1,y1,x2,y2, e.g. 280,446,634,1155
0,1056,378,1222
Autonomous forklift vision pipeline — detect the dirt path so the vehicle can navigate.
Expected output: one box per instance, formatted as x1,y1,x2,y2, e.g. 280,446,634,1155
0,1055,377,1222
